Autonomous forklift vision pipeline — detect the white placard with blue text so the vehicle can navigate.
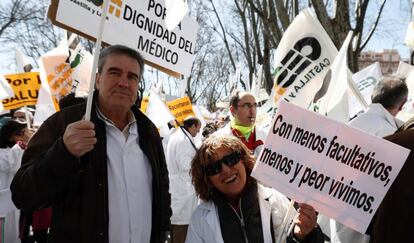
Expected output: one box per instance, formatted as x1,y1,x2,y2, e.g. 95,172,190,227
55,0,198,76
251,100,410,233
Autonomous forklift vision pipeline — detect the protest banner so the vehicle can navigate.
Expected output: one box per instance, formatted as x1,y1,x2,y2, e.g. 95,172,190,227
48,0,198,77
349,62,382,118
166,96,195,124
251,100,410,233
2,72,41,110
272,8,337,108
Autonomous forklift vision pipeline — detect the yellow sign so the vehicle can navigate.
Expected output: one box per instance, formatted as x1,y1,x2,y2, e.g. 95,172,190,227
140,96,149,113
166,96,194,125
2,72,41,110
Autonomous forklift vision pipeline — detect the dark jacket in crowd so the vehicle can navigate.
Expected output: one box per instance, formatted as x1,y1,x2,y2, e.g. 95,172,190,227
10,100,171,243
369,120,414,243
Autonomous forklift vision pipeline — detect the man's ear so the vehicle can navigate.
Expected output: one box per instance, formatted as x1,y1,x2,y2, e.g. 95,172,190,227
398,102,405,111
230,106,235,114
95,73,100,90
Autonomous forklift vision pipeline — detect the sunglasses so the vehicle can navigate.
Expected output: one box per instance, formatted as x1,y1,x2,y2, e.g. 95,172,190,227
13,130,25,136
204,152,241,176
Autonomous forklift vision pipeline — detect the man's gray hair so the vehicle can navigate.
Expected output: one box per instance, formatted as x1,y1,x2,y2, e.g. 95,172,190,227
98,45,145,80
371,75,408,109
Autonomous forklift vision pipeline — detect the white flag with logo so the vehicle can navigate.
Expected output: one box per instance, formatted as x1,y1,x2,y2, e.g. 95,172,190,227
272,8,337,108
349,62,382,118
315,32,353,123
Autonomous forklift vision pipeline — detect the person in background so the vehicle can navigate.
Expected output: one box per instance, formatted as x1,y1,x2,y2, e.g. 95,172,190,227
166,116,201,243
11,45,171,243
0,117,34,243
11,108,35,124
58,93,86,110
215,91,267,157
202,123,218,140
349,75,408,137
186,135,323,243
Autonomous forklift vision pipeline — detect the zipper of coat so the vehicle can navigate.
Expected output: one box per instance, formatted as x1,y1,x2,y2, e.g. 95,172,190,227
227,198,249,243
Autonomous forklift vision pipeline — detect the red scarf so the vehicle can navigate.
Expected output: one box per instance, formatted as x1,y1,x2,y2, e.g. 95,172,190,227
231,127,263,153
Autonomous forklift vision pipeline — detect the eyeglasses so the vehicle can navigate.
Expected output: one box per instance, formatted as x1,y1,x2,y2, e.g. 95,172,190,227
237,103,258,109
204,152,241,176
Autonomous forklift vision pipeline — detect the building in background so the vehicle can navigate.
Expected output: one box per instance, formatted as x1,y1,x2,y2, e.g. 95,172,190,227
358,49,405,75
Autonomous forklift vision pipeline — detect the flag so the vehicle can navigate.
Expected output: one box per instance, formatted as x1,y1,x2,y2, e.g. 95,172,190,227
228,63,241,96
0,75,15,100
145,91,175,128
272,8,337,108
251,65,262,98
251,65,269,103
179,78,187,97
349,62,382,118
396,61,414,77
70,49,93,97
15,46,34,73
0,74,15,112
34,35,69,126
165,0,189,31
314,32,354,123
405,21,414,49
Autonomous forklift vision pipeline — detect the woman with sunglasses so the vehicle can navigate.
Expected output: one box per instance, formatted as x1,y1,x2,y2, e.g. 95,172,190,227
186,135,323,243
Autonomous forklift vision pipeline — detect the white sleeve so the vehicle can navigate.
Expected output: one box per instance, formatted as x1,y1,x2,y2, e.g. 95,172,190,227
185,211,206,243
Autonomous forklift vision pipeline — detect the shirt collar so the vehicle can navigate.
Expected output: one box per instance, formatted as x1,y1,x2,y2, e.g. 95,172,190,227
95,104,137,137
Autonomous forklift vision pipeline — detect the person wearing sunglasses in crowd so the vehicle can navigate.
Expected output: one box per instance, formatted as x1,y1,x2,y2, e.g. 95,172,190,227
186,135,323,243
215,91,267,157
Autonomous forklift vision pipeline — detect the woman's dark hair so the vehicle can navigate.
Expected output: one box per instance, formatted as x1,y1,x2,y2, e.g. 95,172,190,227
0,118,26,148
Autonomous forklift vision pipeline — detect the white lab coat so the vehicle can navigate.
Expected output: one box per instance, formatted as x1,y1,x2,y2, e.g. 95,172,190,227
185,184,295,243
349,103,403,137
0,145,24,243
166,128,198,225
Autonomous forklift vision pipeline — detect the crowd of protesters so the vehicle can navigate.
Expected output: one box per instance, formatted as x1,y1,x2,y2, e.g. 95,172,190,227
0,45,413,243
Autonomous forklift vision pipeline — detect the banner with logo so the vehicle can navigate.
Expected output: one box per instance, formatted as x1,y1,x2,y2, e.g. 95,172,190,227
349,62,382,118
49,0,198,77
252,100,410,233
166,96,195,124
1,72,41,110
272,8,337,109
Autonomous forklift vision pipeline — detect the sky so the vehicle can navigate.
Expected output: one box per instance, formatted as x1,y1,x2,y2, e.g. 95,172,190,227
363,0,412,59
0,0,413,74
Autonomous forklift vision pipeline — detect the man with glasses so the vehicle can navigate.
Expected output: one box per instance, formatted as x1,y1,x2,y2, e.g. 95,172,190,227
215,91,267,157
